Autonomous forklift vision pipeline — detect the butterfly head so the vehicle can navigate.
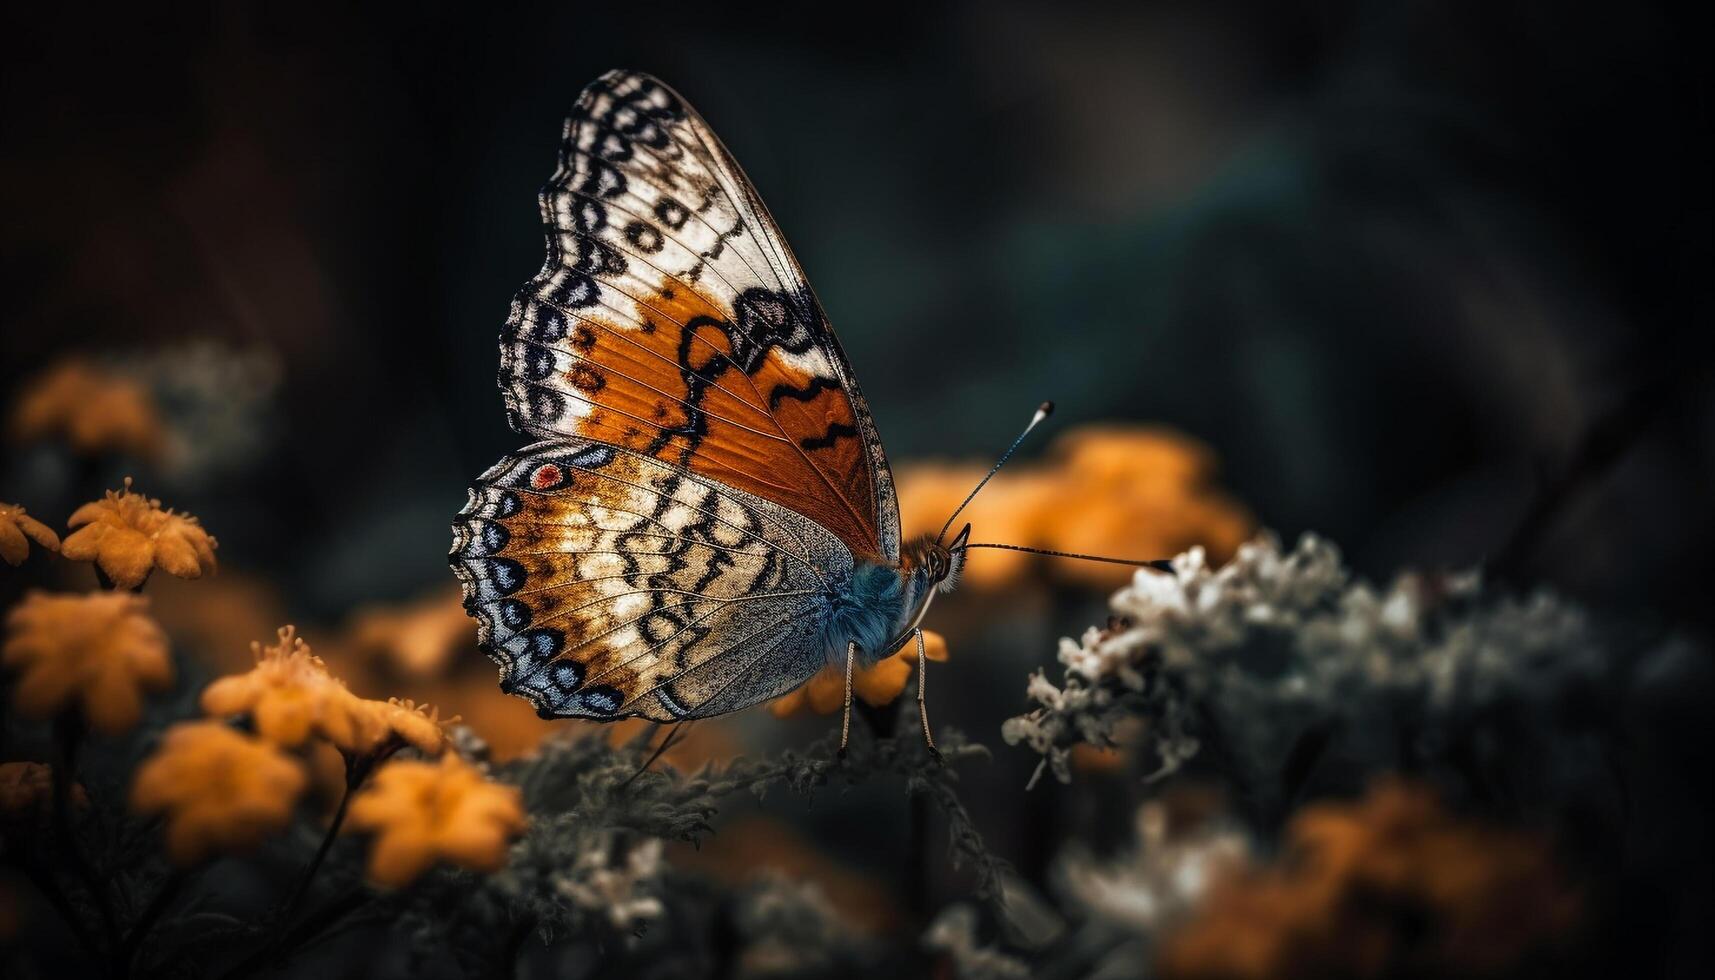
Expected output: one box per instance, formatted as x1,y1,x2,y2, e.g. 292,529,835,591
909,522,969,596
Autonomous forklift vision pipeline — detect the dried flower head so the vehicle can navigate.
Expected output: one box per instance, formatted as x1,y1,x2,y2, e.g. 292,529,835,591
61,479,217,589
131,721,308,865
1059,799,1249,934
1156,780,1584,979
10,358,165,461
0,762,87,820
346,752,526,887
3,591,173,734
0,502,59,566
555,830,665,929
735,872,871,976
923,904,1031,980
200,626,371,749
771,629,949,717
1004,532,1611,790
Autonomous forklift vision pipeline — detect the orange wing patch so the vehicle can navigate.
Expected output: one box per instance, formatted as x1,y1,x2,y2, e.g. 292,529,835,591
505,282,877,558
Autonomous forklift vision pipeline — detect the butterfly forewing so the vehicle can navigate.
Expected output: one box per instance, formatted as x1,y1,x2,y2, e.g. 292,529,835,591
499,69,900,562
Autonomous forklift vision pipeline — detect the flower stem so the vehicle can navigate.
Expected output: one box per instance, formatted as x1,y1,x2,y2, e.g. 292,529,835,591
52,713,123,971
118,871,184,971
13,856,100,955
214,888,369,980
280,756,367,921
491,914,536,980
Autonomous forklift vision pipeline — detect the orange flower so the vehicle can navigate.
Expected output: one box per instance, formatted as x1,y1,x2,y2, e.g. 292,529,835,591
1156,780,1583,980
10,358,165,461
346,697,454,756
201,626,372,750
131,721,307,865
3,591,173,734
344,587,476,679
61,479,217,589
0,762,87,819
895,424,1253,590
1040,427,1251,587
894,463,1060,589
0,502,59,566
771,630,949,717
345,753,525,887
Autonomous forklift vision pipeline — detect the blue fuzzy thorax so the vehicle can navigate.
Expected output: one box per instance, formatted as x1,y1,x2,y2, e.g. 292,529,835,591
819,560,922,667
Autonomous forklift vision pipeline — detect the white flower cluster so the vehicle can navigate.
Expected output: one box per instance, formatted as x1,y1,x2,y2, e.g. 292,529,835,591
923,904,1032,980
735,872,872,975
553,830,665,930
1003,532,1607,788
1057,802,1248,934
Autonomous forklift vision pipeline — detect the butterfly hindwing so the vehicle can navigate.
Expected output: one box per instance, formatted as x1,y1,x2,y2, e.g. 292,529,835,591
498,69,900,563
451,440,841,721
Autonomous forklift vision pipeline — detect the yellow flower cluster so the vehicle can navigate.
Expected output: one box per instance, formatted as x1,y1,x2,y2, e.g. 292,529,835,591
3,591,173,734
346,753,526,887
0,502,59,566
9,358,165,461
130,721,308,865
1157,780,1584,979
345,586,475,678
200,626,451,757
62,480,218,590
133,624,479,871
201,626,371,749
4,409,524,892
896,425,1253,589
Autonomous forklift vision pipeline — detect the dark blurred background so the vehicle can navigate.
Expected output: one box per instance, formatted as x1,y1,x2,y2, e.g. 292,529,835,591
2,2,1713,975
3,0,1710,620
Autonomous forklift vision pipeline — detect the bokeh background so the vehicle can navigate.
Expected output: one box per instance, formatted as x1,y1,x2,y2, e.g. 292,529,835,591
2,0,1711,976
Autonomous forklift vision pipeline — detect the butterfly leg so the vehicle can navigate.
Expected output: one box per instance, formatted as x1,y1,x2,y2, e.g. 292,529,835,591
623,720,692,788
837,640,857,760
915,628,943,765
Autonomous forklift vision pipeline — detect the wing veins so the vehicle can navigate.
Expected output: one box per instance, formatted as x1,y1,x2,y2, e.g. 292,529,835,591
620,612,801,713
543,110,881,555
506,472,817,575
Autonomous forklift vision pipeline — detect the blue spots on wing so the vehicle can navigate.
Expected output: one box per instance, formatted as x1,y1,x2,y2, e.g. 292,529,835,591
529,305,567,343
487,558,527,595
523,628,563,659
455,520,510,559
523,346,556,381
499,598,532,630
567,444,615,469
553,660,584,691
527,388,565,425
577,685,623,715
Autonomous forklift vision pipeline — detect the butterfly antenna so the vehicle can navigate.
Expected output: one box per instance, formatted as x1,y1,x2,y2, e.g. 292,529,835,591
959,542,1176,573
937,401,1055,544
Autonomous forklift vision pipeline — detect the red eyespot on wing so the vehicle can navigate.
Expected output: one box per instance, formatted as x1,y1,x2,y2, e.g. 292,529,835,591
531,464,563,490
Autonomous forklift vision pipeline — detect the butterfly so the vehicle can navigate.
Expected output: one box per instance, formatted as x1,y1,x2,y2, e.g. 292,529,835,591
450,70,1112,748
